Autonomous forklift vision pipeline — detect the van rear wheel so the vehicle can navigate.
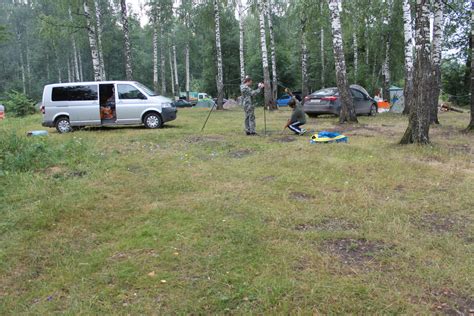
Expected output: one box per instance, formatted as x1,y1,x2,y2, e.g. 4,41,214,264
143,112,163,129
55,117,72,133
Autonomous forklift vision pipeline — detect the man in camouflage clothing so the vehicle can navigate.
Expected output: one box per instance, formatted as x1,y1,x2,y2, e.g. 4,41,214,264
240,76,264,135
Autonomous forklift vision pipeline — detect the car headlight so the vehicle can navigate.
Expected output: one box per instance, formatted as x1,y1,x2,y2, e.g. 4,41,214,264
161,102,173,108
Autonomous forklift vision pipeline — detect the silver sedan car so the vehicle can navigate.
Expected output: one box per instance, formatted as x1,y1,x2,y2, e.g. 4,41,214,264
303,84,377,117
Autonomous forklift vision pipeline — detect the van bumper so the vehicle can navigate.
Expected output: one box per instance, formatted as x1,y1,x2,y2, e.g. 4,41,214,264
162,108,177,123
42,120,54,127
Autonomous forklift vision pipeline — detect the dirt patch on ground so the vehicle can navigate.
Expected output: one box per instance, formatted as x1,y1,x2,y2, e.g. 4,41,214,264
289,191,314,201
295,218,358,232
326,124,398,137
447,144,472,155
44,166,87,179
228,149,253,159
271,136,296,143
429,288,474,315
261,175,276,182
414,213,470,235
323,238,391,268
184,136,224,144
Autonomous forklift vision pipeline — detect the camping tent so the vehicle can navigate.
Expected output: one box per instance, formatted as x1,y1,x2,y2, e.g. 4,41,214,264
389,86,404,113
194,100,215,108
0,104,4,120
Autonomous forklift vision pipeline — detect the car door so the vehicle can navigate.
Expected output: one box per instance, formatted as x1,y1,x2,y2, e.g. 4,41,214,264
351,89,366,114
115,83,148,124
52,84,100,125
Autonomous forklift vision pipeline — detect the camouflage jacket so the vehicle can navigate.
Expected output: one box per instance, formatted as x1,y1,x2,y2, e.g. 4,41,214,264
240,84,262,108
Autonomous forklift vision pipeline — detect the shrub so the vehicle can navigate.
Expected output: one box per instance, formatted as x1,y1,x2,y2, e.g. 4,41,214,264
3,90,36,117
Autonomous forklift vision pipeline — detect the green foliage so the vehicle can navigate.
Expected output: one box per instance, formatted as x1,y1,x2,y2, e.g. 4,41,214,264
0,131,88,174
3,90,36,117
0,24,9,42
441,60,470,106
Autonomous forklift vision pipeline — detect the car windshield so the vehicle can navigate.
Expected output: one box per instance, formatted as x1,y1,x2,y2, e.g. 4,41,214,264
312,88,338,97
135,82,158,96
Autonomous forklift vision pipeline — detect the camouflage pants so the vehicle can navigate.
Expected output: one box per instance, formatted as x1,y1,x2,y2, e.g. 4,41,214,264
244,105,256,133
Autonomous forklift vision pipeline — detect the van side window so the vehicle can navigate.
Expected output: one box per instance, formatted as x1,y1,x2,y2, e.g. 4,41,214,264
117,84,146,100
52,85,98,101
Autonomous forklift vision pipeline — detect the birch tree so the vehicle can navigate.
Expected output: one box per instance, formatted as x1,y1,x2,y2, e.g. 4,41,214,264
169,46,175,96
467,2,474,131
402,0,414,115
266,0,278,102
382,0,393,102
237,0,245,84
152,9,159,92
258,0,273,110
301,14,309,97
173,44,179,95
120,0,133,80
430,0,444,124
160,26,166,95
68,7,80,81
400,0,432,144
328,0,357,123
214,0,224,110
94,0,106,80
83,0,102,81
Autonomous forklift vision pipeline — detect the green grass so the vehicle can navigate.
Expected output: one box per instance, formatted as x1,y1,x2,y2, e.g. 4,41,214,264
1,109,473,314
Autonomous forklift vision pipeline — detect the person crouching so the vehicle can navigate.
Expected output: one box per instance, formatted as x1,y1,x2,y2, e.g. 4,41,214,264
284,95,307,135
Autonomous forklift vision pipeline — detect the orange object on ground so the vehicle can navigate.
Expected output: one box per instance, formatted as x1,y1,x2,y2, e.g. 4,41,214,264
377,101,390,109
0,111,4,120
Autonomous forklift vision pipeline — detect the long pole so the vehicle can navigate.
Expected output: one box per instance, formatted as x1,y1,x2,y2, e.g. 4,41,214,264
201,102,217,131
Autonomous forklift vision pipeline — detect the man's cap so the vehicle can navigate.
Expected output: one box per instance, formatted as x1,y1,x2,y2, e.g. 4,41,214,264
243,76,252,83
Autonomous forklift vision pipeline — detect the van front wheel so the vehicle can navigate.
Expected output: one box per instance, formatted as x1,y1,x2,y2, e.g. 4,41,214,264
55,117,72,133
143,112,163,129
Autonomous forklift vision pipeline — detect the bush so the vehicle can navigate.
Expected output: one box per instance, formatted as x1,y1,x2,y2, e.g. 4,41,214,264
3,90,36,117
0,132,89,174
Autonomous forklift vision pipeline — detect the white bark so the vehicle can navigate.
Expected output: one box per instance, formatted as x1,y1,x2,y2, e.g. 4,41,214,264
301,28,309,97
214,0,224,109
120,0,133,80
320,2,325,88
266,0,278,102
185,43,190,96
353,30,358,81
382,0,393,101
78,49,84,81
259,0,273,109
328,0,357,123
94,0,106,80
67,56,72,82
402,0,414,114
237,0,245,84
169,46,175,96
160,27,166,95
153,23,159,92
173,44,179,94
69,7,80,81
84,0,102,81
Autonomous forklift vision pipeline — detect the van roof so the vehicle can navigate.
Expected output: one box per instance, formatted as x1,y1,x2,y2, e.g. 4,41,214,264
44,81,139,88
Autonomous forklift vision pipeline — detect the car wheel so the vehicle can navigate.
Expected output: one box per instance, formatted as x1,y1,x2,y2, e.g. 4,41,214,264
143,112,163,129
369,104,377,116
55,116,72,133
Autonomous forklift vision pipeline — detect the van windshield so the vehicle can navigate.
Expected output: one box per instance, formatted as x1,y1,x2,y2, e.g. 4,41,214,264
135,82,158,96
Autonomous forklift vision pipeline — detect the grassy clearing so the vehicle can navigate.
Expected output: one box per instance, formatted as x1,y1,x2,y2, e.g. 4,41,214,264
0,108,473,314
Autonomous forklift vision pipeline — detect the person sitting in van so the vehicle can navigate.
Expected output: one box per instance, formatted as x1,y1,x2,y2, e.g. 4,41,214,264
101,89,115,120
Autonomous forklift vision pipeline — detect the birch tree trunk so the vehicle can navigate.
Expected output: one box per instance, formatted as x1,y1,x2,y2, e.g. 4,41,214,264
173,44,179,95
266,0,278,105
320,2,325,88
430,0,444,124
301,22,309,97
78,49,84,81
84,0,102,81
259,0,273,110
67,56,72,82
120,0,133,80
94,0,106,80
328,0,357,123
467,3,474,131
214,0,224,110
353,30,358,81
69,7,80,81
321,26,325,88
402,0,414,115
237,0,245,84
153,21,159,92
382,0,393,102
169,46,175,96
365,17,369,65
400,0,432,144
185,43,190,100
160,27,166,95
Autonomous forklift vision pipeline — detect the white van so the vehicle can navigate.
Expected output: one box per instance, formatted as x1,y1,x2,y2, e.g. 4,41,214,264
41,81,177,133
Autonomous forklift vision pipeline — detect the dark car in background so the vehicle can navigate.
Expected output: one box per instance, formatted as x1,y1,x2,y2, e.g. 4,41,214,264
174,99,193,108
303,84,377,117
